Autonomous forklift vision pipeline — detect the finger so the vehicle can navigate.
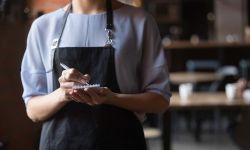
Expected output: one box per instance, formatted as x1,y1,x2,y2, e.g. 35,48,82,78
73,90,94,105
66,90,78,102
62,89,74,101
98,87,109,96
62,70,67,76
59,72,71,83
70,93,83,103
64,69,90,84
97,87,114,102
78,74,91,84
70,90,88,103
83,74,91,83
58,76,65,83
84,88,100,104
64,69,82,82
62,69,90,84
60,82,75,89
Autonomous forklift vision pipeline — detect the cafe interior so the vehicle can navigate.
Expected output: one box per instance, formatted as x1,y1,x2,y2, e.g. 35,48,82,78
1,0,250,150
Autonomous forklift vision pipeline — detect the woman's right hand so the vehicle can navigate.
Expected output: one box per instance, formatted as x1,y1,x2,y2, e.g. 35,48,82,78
58,68,90,102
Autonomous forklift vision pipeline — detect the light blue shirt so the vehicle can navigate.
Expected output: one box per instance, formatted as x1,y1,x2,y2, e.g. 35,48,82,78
21,5,171,119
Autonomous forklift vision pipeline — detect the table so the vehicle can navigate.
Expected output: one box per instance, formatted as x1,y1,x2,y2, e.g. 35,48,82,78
170,72,220,84
162,92,250,150
170,92,250,108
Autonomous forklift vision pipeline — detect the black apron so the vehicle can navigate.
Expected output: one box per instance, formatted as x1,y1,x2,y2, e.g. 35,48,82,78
39,1,147,150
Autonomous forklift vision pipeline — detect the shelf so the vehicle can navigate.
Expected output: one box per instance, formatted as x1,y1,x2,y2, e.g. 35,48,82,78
163,40,250,49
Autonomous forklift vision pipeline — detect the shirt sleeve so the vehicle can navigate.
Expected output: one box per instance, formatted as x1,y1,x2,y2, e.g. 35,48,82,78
140,14,171,101
21,21,47,105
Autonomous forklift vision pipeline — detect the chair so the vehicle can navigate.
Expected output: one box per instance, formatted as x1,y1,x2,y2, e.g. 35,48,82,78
186,59,239,91
186,59,220,91
184,60,239,142
186,60,220,72
239,59,250,79
182,60,220,141
209,66,239,91
143,113,163,149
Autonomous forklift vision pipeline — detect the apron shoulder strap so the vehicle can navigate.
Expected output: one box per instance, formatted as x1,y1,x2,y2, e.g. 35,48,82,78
49,4,71,73
52,4,72,50
106,0,113,30
105,0,114,47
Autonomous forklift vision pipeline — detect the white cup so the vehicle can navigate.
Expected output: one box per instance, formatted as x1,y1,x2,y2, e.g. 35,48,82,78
225,83,237,101
243,89,250,103
179,83,193,100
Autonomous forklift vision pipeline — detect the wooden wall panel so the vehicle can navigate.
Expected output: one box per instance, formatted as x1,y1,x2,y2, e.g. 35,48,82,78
32,0,68,15
30,0,142,16
0,22,41,150
215,0,248,42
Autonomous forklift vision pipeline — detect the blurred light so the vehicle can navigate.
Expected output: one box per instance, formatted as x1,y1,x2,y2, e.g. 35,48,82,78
24,7,30,14
207,12,215,21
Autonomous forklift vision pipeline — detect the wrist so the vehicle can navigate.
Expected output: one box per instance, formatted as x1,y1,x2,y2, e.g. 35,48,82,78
57,88,71,103
106,92,120,105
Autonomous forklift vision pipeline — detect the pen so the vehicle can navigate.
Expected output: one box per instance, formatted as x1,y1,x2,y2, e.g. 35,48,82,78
60,62,90,86
60,63,70,70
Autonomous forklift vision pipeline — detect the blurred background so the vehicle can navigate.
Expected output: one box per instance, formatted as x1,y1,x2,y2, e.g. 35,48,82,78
1,0,250,150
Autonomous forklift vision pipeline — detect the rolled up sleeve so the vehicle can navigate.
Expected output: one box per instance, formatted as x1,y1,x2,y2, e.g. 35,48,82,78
21,21,47,105
140,14,171,101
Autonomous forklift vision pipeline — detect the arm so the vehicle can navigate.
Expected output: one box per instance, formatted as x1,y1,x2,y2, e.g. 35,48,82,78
26,69,90,122
105,13,171,113
27,84,169,122
109,92,169,113
59,69,169,113
21,20,91,122
26,89,69,122
21,21,65,122
71,87,169,113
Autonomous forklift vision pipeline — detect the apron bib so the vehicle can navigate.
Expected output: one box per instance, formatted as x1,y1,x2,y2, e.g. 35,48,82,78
39,1,147,150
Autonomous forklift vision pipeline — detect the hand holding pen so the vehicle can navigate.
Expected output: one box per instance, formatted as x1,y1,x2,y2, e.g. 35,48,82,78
60,63,100,89
59,63,92,89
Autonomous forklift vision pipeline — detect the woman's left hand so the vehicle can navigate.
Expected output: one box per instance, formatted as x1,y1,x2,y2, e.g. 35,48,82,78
70,87,116,106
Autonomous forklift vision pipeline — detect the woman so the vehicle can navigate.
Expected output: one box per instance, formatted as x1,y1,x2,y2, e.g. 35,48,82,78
21,0,171,149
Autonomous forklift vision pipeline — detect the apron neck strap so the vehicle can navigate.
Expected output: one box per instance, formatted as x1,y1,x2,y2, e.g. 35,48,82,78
57,4,72,48
105,0,114,46
106,0,114,30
